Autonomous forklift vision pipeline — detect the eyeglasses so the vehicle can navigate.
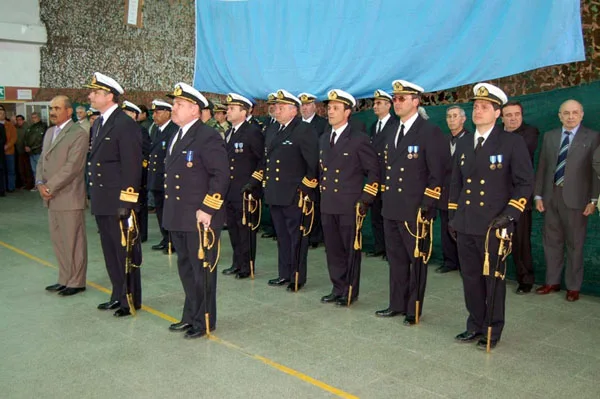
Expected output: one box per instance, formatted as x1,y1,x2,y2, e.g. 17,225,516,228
392,96,413,103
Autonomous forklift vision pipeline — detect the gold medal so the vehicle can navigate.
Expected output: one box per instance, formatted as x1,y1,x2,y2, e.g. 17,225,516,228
187,162,193,168
413,153,419,159
490,164,496,170
407,154,413,159
497,163,503,169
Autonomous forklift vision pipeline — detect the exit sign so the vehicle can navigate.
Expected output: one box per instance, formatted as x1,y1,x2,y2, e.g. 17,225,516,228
0,86,5,100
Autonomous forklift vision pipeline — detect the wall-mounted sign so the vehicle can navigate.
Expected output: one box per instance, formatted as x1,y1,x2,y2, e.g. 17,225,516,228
125,0,144,28
17,89,33,100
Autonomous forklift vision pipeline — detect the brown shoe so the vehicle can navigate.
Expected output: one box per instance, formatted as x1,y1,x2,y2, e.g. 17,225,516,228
566,290,580,302
535,284,560,295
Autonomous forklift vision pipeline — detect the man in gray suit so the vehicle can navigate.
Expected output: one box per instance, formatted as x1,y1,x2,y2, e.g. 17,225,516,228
534,99,600,302
36,96,89,296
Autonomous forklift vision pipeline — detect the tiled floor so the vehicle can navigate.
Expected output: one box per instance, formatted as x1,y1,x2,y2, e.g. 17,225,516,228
1,190,599,398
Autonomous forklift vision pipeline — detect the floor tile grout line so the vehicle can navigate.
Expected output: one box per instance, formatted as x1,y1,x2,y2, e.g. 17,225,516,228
0,240,359,399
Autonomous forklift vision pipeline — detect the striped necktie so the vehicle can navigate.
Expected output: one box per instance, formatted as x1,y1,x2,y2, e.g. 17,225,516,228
553,131,571,185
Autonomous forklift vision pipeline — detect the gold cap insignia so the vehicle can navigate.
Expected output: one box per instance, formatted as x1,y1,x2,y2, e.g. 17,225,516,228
476,86,489,97
328,91,338,100
300,94,308,102
268,93,275,101
151,104,156,110
91,75,97,84
393,81,403,91
226,95,233,102
277,90,285,99
174,86,183,96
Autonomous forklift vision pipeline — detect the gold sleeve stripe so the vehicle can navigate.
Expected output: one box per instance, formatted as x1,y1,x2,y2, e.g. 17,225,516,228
448,202,458,210
363,185,378,196
302,177,318,188
251,170,264,181
203,193,224,210
424,187,442,200
508,198,526,212
120,187,139,203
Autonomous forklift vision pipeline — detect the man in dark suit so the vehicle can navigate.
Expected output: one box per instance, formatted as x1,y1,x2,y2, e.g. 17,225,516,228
250,89,319,291
367,89,397,259
534,100,600,302
449,83,534,350
121,101,151,243
220,93,264,279
375,80,448,326
318,89,379,306
148,100,178,253
162,83,229,338
259,93,279,240
299,92,328,248
85,72,143,317
436,106,469,274
501,101,540,293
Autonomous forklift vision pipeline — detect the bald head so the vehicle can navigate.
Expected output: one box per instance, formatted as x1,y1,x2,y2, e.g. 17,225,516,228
558,99,584,130
49,95,73,126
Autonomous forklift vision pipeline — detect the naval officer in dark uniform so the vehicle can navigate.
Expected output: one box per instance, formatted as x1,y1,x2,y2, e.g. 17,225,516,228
121,100,151,243
148,99,179,253
318,89,380,306
162,82,229,339
367,89,398,259
220,93,264,279
449,83,534,350
375,79,448,326
85,72,143,317
250,89,319,291
298,92,328,249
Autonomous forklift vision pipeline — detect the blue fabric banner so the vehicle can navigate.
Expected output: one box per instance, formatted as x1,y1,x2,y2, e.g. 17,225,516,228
194,0,584,100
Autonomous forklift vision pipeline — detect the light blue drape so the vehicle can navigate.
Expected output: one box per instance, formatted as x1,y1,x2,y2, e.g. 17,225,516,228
194,0,584,100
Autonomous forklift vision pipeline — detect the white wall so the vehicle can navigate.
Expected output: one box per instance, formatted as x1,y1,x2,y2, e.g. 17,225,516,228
0,0,47,87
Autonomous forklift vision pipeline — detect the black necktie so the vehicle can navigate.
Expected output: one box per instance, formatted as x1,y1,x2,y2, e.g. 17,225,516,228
170,128,182,154
330,131,337,148
395,124,405,148
377,121,382,135
475,136,484,153
95,116,104,138
226,127,235,143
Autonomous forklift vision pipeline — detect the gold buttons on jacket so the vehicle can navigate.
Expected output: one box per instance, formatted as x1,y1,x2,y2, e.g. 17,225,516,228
387,166,391,170
276,168,279,172
336,169,340,173
467,178,471,183
230,166,234,170
96,163,101,166
164,184,167,188
398,178,403,182
176,186,180,189
466,189,471,194
480,202,485,206
175,175,180,179
334,179,338,183
165,195,169,199
480,191,485,196
276,159,280,163
400,168,404,172
97,173,101,177
275,177,280,181
176,197,180,200
466,200,470,205
398,188,402,192
480,180,485,184
334,189,338,192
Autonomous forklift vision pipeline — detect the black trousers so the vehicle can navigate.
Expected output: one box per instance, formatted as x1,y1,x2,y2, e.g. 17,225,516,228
309,193,324,245
383,219,428,317
456,232,506,340
370,193,386,254
322,213,361,298
137,189,148,242
270,204,308,284
171,229,220,330
512,209,534,285
439,209,460,270
152,190,169,245
95,215,142,310
226,200,257,274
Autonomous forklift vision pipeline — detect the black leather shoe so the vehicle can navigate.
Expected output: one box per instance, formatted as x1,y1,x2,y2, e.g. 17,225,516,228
335,296,357,307
476,337,499,350
455,331,483,342
261,232,276,238
152,243,167,250
184,327,206,339
46,283,66,292
58,287,86,296
516,284,533,295
366,251,385,258
97,300,120,310
321,293,341,303
169,322,192,332
375,308,404,317
403,316,416,326
113,308,132,317
222,266,240,275
236,272,251,279
435,265,456,274
286,282,304,291
310,242,319,249
268,277,289,286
